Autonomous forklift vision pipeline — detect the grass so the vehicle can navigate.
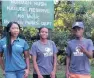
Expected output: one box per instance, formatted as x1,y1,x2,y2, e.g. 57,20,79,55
0,66,94,78
91,66,94,78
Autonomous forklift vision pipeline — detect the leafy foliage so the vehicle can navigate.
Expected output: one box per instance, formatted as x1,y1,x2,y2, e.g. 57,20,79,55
1,1,94,64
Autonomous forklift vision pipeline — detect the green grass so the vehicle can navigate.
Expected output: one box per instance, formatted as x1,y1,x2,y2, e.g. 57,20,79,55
0,66,94,78
91,66,94,78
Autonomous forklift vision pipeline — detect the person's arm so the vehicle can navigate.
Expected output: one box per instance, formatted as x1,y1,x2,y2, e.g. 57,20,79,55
80,40,94,59
85,51,93,59
32,56,41,75
52,41,58,73
24,51,30,78
80,48,93,59
0,53,5,75
93,50,94,58
53,54,57,73
50,54,57,78
30,43,43,78
65,56,70,78
50,41,58,78
23,41,30,78
32,55,43,78
65,42,71,78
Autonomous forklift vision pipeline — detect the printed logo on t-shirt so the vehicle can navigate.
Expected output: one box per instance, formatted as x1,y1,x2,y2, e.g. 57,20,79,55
43,47,53,57
73,46,83,56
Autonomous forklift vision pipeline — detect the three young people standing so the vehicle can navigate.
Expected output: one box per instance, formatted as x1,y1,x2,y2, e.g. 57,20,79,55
0,21,94,78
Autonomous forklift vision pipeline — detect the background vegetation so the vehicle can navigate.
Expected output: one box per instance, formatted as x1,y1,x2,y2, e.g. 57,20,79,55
0,0,94,78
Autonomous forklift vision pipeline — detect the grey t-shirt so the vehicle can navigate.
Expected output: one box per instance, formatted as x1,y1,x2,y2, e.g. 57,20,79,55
30,40,58,75
66,38,94,75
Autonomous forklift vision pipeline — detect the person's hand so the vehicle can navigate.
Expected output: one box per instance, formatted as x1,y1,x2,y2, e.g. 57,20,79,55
24,69,29,78
65,70,70,78
50,71,56,78
38,74,43,78
79,44,87,53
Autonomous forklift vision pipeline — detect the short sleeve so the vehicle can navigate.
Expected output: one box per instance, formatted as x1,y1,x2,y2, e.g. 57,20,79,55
30,43,37,56
52,41,58,54
23,41,29,51
0,40,3,52
66,43,71,57
87,39,94,51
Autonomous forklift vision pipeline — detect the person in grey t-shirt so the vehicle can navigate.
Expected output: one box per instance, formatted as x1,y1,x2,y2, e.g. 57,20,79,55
30,27,58,78
65,21,94,78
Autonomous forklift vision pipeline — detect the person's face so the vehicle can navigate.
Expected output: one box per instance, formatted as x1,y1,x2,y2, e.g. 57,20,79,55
9,23,20,37
72,26,84,38
39,28,48,39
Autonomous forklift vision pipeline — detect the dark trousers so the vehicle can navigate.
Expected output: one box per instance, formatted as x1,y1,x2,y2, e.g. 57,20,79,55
33,74,57,78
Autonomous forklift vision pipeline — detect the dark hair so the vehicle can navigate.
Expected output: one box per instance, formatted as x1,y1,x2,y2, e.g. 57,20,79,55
6,22,20,57
76,19,83,22
38,26,49,33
